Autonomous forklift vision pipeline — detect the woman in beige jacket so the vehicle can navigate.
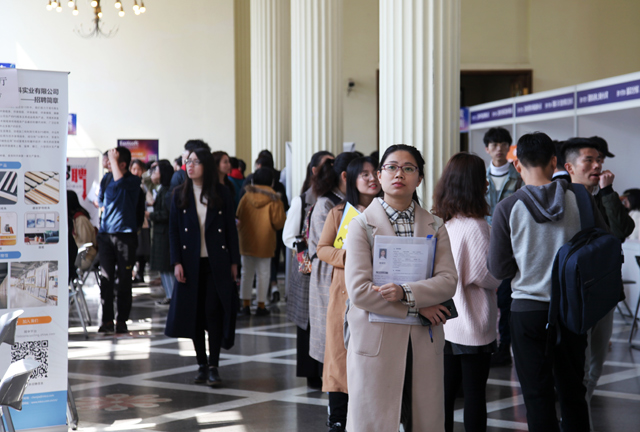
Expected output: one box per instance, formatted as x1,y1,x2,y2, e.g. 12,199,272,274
344,145,458,432
317,156,381,432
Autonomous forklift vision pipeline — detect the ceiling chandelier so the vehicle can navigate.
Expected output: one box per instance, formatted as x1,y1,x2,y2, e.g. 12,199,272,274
46,0,147,38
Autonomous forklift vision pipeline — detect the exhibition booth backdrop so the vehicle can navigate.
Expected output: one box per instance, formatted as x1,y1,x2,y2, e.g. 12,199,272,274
466,70,640,323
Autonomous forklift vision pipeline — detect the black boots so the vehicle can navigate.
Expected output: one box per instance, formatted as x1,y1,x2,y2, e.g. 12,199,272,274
194,364,207,384
207,366,222,386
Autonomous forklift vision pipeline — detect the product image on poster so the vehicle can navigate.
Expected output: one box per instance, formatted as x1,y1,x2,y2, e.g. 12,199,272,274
24,172,60,205
9,261,59,307
24,212,59,245
0,171,19,205
0,212,17,246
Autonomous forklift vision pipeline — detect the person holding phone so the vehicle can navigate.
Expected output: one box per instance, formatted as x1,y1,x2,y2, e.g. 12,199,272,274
344,144,458,432
432,153,501,432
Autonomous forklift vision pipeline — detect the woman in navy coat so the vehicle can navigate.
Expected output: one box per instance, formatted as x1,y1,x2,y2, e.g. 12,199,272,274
165,148,240,386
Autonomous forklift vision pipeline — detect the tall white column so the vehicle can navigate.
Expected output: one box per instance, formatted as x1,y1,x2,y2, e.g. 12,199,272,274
250,0,291,170
379,0,460,209
290,0,343,197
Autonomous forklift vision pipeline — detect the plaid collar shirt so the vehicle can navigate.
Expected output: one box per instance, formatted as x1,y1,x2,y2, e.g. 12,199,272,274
377,198,419,316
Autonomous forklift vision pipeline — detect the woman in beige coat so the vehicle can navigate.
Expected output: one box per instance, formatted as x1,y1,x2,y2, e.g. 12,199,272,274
317,156,381,432
345,145,458,432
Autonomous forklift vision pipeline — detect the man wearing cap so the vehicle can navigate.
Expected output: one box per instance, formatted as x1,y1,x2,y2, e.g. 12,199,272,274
564,136,635,429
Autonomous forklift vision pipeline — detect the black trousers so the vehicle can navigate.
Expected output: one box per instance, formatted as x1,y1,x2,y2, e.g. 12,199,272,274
270,229,284,284
328,392,348,426
400,339,413,432
444,352,492,432
193,258,225,367
98,232,137,324
511,310,589,432
296,325,323,378
497,278,513,345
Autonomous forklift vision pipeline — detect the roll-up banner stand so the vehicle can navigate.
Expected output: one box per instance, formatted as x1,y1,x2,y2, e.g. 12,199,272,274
67,157,101,228
0,68,69,430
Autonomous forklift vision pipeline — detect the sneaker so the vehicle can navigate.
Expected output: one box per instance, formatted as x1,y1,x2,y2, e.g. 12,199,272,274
271,287,280,303
115,321,128,334
238,306,251,317
98,322,114,334
327,421,345,432
156,298,171,306
255,307,270,317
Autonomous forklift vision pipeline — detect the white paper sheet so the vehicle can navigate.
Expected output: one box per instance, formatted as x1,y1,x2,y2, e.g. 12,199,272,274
369,235,437,325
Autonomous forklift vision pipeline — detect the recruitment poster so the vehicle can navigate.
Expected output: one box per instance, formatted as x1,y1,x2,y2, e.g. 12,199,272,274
0,69,69,429
67,156,100,227
117,139,159,163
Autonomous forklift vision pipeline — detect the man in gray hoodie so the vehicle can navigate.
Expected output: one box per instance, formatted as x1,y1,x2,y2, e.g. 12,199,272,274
487,132,607,432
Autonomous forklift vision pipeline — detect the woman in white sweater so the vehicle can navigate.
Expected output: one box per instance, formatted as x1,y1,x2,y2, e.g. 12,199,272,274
432,152,501,432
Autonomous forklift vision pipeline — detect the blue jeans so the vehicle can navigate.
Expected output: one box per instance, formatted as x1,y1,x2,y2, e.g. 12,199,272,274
160,271,174,299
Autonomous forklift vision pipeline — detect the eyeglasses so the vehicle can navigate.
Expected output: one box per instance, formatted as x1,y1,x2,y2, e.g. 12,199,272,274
359,171,376,180
487,142,510,149
380,164,418,175
185,159,201,166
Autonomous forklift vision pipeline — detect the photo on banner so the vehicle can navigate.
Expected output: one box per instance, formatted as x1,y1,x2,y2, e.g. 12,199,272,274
117,139,159,163
0,69,69,430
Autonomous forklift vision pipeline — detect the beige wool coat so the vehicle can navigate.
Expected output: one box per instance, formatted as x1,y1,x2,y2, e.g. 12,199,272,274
316,203,349,393
344,199,458,432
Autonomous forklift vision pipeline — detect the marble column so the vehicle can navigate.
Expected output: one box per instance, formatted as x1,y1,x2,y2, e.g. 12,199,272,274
250,0,291,170
379,0,461,208
234,0,252,165
290,0,343,197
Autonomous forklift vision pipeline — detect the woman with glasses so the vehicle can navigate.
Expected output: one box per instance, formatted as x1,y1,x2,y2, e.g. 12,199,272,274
432,153,500,432
165,148,240,387
316,156,381,432
344,144,458,432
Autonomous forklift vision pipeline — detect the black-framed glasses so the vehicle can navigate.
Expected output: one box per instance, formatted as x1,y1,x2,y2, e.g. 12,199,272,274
380,164,418,175
185,159,201,166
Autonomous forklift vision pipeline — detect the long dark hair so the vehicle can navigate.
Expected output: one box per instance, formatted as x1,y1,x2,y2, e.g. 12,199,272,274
301,150,334,195
344,156,379,207
177,148,221,209
156,159,174,188
67,190,89,218
212,150,235,196
312,152,359,198
432,152,489,222
378,144,425,205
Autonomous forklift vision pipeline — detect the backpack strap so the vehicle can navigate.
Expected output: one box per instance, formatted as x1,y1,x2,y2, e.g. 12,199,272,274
569,183,595,230
299,193,307,235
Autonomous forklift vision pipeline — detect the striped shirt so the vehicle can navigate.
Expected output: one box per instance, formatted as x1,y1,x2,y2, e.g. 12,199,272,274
377,198,418,316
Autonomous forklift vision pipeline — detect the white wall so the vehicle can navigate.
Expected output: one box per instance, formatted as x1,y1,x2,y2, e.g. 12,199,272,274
342,0,379,156
0,0,236,160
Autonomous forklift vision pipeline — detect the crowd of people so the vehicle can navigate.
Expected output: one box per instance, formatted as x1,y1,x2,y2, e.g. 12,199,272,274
67,129,636,432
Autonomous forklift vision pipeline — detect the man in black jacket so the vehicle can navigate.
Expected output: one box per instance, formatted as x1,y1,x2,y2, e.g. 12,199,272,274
564,137,635,429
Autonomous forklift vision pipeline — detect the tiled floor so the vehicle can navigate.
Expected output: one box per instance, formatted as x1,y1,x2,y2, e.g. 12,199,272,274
68,276,640,431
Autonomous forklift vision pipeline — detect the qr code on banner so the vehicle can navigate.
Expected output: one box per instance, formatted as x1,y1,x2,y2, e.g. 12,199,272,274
11,340,48,379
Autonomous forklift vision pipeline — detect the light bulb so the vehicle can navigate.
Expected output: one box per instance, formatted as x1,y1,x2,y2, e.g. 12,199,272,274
140,1,145,13
56,4,62,12
68,0,74,8
133,0,139,12
46,1,52,11
52,0,58,8
119,5,124,16
114,0,121,8
91,0,97,7
72,5,78,15
98,11,103,18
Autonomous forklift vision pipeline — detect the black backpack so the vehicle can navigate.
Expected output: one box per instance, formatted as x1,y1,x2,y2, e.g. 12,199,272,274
548,184,623,337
